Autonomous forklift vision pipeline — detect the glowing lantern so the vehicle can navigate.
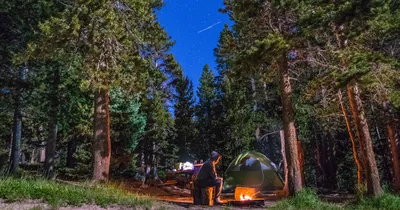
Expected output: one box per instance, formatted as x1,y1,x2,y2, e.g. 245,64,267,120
182,162,194,170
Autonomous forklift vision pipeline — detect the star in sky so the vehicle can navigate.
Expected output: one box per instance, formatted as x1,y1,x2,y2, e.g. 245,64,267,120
157,0,232,91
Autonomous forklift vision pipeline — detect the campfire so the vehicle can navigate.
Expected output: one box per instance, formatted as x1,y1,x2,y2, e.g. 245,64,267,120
228,186,265,207
240,194,253,200
235,186,256,201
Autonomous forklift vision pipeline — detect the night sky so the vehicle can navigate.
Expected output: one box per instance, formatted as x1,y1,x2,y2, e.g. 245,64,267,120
157,0,232,91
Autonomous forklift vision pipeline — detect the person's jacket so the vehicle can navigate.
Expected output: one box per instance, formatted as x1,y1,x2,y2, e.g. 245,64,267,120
196,159,217,181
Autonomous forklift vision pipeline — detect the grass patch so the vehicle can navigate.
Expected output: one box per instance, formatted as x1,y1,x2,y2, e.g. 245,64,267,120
349,192,400,210
271,188,400,210
271,189,340,210
0,178,154,209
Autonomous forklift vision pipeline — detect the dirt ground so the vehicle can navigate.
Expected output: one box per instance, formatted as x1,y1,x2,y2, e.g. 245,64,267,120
0,179,356,209
0,179,358,209
0,199,273,210
0,180,275,210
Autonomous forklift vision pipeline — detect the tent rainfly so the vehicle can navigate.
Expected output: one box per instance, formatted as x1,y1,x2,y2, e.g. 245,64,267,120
223,151,284,193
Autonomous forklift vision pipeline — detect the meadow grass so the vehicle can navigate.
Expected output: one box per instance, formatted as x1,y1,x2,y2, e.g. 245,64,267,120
270,188,340,210
0,178,154,209
349,192,400,210
271,188,400,210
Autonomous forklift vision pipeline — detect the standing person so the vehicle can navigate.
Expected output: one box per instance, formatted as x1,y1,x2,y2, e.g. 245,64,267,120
196,151,223,204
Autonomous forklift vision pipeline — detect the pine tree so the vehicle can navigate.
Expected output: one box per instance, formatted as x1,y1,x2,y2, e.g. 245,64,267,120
296,0,400,196
110,87,146,175
138,17,181,171
196,65,217,159
222,0,303,195
44,64,60,178
214,24,254,169
22,0,162,181
1,0,68,175
141,92,176,169
174,74,196,162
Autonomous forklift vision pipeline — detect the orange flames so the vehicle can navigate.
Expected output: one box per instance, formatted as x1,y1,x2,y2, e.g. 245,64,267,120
235,187,256,201
240,194,252,200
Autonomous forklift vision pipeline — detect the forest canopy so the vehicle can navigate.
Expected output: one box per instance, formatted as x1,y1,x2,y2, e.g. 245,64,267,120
0,0,399,200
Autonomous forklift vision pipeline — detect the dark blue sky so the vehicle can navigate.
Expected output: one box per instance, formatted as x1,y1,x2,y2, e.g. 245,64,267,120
157,0,231,90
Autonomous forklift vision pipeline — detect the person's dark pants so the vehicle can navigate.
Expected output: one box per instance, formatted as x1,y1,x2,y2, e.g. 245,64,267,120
197,178,223,200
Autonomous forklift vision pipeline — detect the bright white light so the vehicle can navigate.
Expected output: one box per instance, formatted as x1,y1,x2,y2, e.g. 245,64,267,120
183,162,194,170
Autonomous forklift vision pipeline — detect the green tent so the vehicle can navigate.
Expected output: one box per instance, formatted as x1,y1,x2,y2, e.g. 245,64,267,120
223,151,284,192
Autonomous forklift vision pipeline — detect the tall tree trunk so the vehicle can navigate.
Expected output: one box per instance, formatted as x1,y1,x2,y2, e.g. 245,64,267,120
320,133,329,188
30,148,35,164
280,130,289,197
315,138,323,188
140,143,145,168
279,57,302,195
383,101,400,191
44,68,60,178
8,129,12,159
44,117,57,177
251,77,260,139
152,141,156,167
297,140,305,186
333,25,367,186
9,95,22,174
92,82,111,181
67,137,77,168
338,90,363,187
347,82,382,196
9,67,27,174
327,133,338,190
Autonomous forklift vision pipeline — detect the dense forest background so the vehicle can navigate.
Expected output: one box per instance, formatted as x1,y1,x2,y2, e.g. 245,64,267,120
0,0,399,198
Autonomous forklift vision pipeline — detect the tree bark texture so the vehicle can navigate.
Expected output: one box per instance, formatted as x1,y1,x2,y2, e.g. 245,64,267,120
9,93,22,174
326,133,338,190
297,140,305,186
251,77,260,139
92,83,111,181
279,57,302,195
333,24,368,186
315,139,323,188
44,117,57,178
30,149,35,164
347,83,382,196
9,67,27,174
316,132,338,190
383,101,400,191
338,90,363,187
44,68,60,178
280,130,289,197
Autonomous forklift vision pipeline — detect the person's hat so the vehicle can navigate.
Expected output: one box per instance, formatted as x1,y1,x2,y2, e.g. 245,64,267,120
211,151,221,161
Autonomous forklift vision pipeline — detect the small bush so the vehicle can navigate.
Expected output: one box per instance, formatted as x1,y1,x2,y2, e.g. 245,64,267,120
271,188,340,210
0,178,154,208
